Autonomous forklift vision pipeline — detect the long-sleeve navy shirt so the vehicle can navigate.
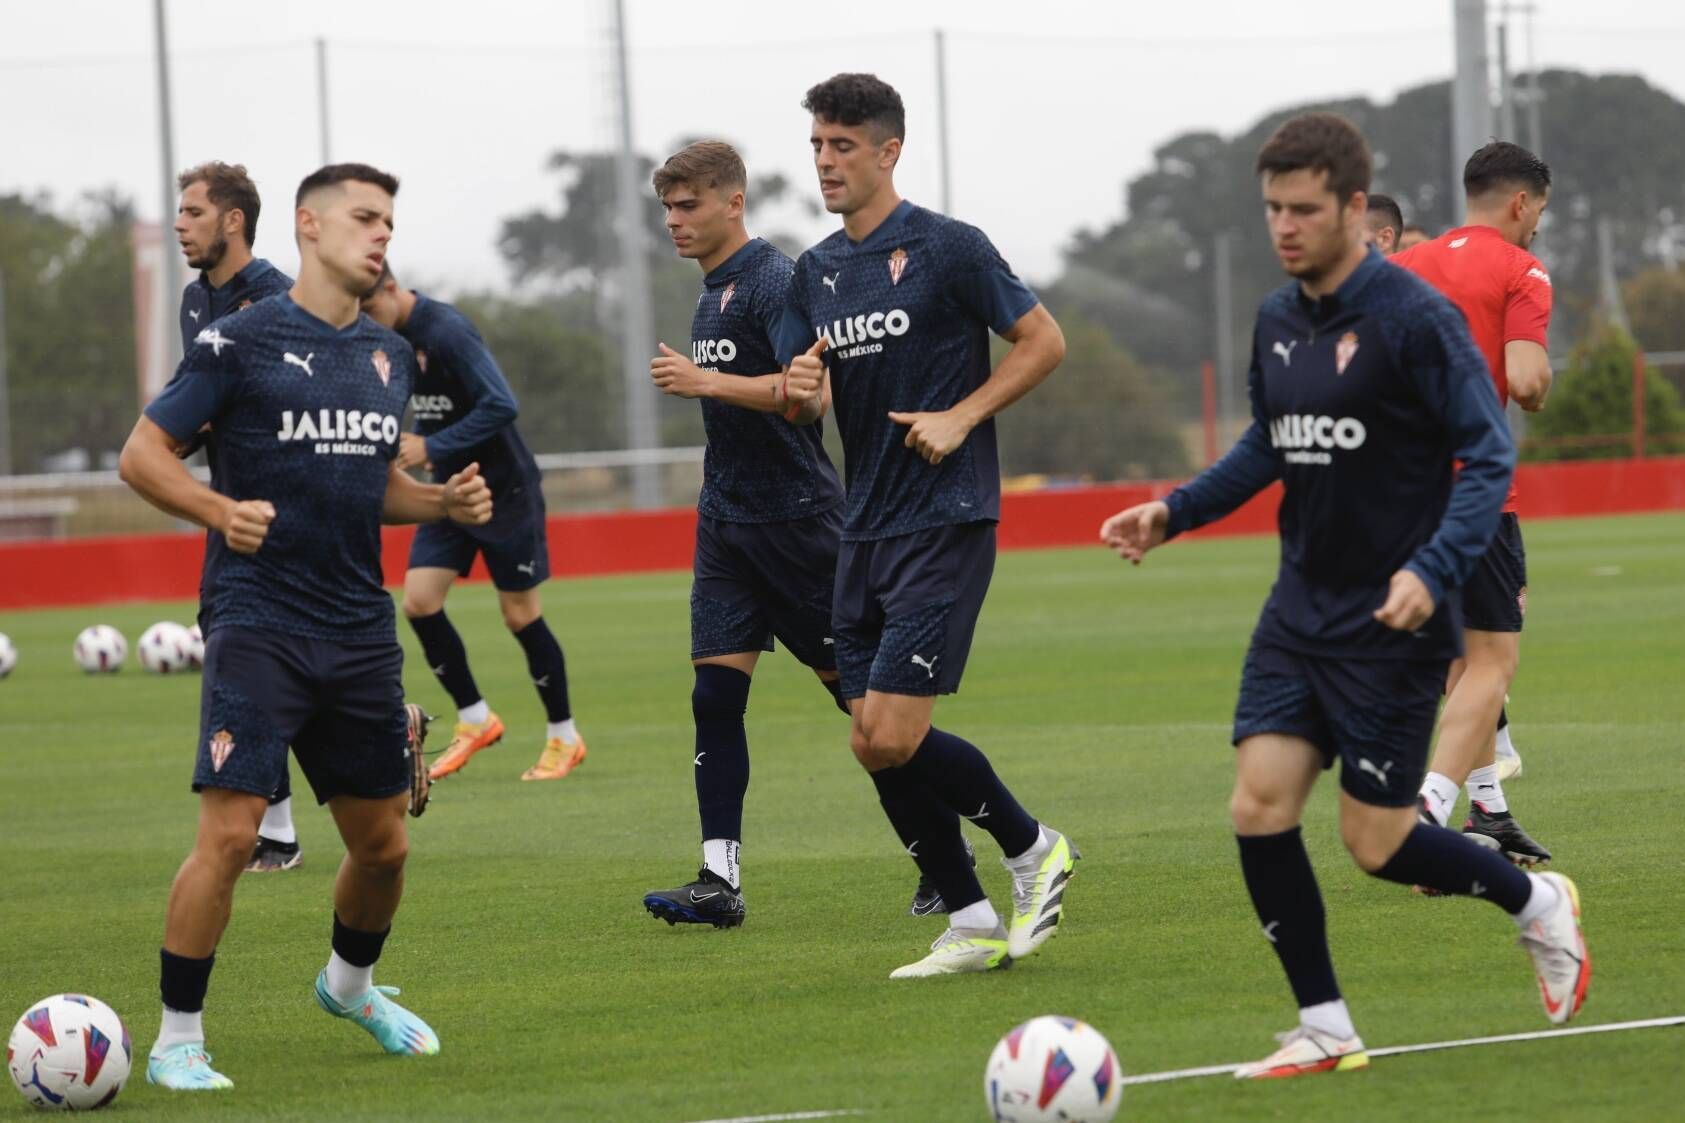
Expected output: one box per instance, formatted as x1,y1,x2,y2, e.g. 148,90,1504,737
1164,249,1515,661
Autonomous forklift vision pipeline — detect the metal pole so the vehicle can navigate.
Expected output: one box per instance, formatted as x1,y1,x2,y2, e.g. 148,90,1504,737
0,268,10,476
1213,231,1235,444
935,28,953,215
1496,19,1517,140
1597,215,1629,331
1524,3,1543,156
1451,0,1492,211
153,0,182,367
315,37,331,166
611,0,660,508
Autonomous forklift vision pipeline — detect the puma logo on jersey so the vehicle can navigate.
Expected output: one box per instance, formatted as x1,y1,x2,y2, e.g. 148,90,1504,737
911,653,939,678
284,351,315,377
516,561,536,576
1357,758,1394,786
1272,340,1297,367
188,309,201,322
821,272,839,293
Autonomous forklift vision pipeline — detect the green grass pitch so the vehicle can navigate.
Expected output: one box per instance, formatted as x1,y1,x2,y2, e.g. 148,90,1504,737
2,512,1682,1121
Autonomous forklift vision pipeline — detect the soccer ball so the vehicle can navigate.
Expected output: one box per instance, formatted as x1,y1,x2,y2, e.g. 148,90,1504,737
138,622,192,674
183,624,205,670
72,626,127,673
6,994,132,1110
0,633,15,679
985,1016,1122,1123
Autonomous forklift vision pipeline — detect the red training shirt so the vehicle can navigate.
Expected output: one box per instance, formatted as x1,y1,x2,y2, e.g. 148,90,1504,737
1393,224,1552,512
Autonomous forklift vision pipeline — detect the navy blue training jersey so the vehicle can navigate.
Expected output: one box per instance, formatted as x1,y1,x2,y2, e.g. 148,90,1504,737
402,293,538,500
690,238,842,523
1164,249,1514,661
178,257,293,353
775,201,1039,541
145,296,417,643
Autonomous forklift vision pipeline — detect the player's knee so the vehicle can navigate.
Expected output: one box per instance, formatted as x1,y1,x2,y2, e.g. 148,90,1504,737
199,816,259,875
401,591,442,619
692,665,751,724
499,599,541,632
857,726,918,769
352,828,409,876
1229,784,1292,835
1338,819,1399,873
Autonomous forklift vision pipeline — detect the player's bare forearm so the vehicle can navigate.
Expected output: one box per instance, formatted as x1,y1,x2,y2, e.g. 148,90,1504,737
118,415,234,531
381,463,448,524
1505,339,1552,412
951,304,1066,429
714,371,787,413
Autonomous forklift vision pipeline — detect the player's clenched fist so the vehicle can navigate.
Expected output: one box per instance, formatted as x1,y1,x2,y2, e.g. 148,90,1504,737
783,337,827,406
444,462,493,525
1373,568,1435,632
1099,500,1169,565
888,408,972,465
396,432,431,471
221,499,276,554
650,343,714,399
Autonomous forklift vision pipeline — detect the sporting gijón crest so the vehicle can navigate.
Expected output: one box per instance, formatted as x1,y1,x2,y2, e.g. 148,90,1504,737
888,247,909,285
372,349,392,386
209,729,235,772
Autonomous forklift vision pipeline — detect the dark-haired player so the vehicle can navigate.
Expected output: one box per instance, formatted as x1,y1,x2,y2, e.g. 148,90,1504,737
121,163,492,1090
1362,192,1404,255
1394,141,1554,859
362,264,586,784
173,161,305,873
1398,223,1431,250
1101,113,1588,1077
777,74,1077,978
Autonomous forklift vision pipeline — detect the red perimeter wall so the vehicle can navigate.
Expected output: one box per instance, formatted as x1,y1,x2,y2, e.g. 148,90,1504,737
4,456,1683,611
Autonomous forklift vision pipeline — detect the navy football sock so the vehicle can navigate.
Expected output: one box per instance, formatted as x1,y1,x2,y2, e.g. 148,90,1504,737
819,677,850,716
1236,828,1342,1009
159,950,215,1014
898,726,1040,858
407,610,481,710
692,665,751,842
1371,822,1532,912
513,618,572,722
870,765,982,913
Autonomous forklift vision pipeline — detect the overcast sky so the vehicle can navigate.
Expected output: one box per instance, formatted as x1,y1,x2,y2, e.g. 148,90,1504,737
4,0,1683,290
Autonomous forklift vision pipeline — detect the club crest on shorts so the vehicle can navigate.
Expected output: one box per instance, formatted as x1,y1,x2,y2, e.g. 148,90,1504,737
415,348,427,374
720,281,737,312
372,348,392,386
208,729,235,772
1335,331,1360,375
888,247,909,286
238,299,253,310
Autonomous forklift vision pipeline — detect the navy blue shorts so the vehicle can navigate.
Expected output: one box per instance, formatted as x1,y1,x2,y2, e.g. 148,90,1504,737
1462,512,1526,633
409,479,548,591
832,521,996,700
691,510,840,670
192,627,411,805
1232,642,1449,808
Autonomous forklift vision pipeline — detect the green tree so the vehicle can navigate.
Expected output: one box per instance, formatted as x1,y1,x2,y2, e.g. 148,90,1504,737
994,310,1190,482
1522,322,1685,460
1624,267,1685,353
0,191,137,472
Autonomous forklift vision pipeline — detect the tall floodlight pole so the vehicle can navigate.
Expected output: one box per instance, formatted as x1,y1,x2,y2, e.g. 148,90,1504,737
1496,19,1517,140
1213,232,1235,441
1523,3,1543,156
1451,0,1492,209
935,29,953,215
611,0,661,508
315,37,332,166
153,0,183,367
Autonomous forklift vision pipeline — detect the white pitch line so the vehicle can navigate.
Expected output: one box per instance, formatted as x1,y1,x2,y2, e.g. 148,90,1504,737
677,1106,862,1112
1119,1015,1685,1086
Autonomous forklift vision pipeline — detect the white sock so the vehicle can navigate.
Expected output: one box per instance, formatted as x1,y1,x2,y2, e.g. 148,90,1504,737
702,839,740,889
458,700,489,726
548,718,579,745
153,1006,204,1052
1299,998,1356,1040
1419,772,1460,827
323,952,373,1006
1513,873,1560,928
1466,765,1508,813
949,899,1000,931
258,796,297,844
1494,724,1518,760
1005,825,1051,866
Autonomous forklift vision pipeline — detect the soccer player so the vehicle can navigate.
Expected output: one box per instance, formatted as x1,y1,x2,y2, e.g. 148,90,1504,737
119,163,492,1090
1362,192,1404,255
173,161,305,874
1099,113,1588,1077
1393,141,1554,861
776,74,1078,978
636,140,847,926
361,264,585,783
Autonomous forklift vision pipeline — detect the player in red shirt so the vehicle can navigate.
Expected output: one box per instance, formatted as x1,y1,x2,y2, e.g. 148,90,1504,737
1392,141,1554,863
